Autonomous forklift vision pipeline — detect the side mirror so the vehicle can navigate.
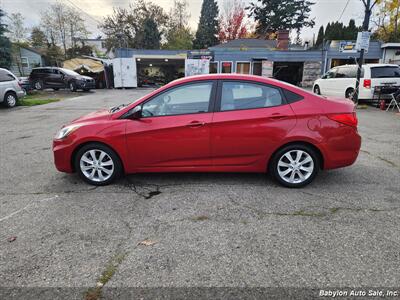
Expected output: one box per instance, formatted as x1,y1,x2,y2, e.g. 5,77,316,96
129,106,142,120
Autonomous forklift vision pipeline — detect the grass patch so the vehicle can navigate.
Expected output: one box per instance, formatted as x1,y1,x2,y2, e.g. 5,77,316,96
18,97,60,106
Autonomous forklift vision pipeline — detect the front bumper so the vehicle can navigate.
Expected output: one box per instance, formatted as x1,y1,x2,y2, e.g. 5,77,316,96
53,139,75,173
76,81,96,89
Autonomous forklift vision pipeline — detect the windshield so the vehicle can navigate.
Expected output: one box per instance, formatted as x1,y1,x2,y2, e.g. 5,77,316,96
60,68,81,76
371,66,400,78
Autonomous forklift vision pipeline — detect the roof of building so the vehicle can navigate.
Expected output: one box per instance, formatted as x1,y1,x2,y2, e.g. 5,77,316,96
22,46,47,56
210,38,278,49
381,43,400,49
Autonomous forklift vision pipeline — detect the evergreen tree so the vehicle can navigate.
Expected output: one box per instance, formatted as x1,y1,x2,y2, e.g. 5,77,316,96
30,26,48,48
193,0,219,49
142,18,161,49
315,25,324,47
0,9,11,69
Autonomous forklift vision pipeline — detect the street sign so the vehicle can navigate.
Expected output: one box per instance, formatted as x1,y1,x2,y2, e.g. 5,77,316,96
339,41,357,53
355,31,371,51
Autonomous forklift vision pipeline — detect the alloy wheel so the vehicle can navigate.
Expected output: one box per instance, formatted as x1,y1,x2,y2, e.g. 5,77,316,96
79,149,114,182
35,81,42,90
277,150,314,184
6,94,16,107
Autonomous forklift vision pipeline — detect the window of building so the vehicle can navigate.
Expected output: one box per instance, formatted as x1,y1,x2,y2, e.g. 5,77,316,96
252,62,262,76
209,62,218,73
236,62,251,74
221,62,232,73
21,57,29,68
220,81,283,111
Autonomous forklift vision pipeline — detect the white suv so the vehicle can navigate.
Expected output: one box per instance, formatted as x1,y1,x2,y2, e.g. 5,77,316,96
0,68,25,108
313,64,400,100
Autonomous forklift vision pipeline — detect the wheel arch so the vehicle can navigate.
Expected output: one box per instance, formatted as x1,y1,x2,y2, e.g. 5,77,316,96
70,141,125,173
267,141,324,171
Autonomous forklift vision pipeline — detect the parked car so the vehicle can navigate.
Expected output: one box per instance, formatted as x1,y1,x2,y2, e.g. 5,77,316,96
29,67,96,92
313,64,400,100
53,74,361,188
0,68,25,108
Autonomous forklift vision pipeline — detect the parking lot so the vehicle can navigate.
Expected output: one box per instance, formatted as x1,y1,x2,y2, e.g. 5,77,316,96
1,89,399,295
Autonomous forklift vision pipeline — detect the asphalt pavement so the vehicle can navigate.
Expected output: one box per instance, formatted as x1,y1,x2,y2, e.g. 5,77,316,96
0,89,399,298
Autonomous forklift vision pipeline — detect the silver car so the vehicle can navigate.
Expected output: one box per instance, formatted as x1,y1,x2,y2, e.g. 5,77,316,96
0,68,25,108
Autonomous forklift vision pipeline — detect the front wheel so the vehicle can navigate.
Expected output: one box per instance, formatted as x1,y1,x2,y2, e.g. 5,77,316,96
313,85,321,95
69,82,77,92
269,144,319,188
74,143,122,186
3,92,17,108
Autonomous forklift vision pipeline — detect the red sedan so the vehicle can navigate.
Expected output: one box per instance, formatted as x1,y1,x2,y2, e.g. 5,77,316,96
53,74,361,188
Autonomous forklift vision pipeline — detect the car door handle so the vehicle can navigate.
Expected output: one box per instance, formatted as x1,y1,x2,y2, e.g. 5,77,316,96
269,114,289,120
186,121,205,127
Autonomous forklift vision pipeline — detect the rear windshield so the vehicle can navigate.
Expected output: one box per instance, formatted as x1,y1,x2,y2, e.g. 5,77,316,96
371,66,400,78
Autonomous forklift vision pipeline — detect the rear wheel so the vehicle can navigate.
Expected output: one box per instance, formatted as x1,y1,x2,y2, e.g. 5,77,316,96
313,85,321,95
345,88,354,99
34,80,44,90
53,88,60,91
3,92,17,108
75,143,122,186
269,144,319,188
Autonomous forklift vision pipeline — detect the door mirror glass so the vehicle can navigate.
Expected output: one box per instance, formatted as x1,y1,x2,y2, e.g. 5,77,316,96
129,106,142,119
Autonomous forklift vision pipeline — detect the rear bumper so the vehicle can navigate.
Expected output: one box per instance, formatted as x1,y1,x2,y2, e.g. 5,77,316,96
16,90,25,99
53,139,74,173
320,129,361,170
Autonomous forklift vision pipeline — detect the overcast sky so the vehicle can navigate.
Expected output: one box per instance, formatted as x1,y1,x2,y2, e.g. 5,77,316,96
1,0,365,42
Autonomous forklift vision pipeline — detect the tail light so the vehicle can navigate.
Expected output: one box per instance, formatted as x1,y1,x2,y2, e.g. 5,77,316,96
363,79,371,89
328,112,358,128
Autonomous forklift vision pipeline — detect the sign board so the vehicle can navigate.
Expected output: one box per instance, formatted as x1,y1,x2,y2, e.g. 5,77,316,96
339,41,357,53
185,59,210,76
187,50,214,60
355,31,371,51
261,60,273,78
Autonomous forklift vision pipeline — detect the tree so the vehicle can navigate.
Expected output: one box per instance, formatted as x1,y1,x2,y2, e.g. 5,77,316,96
218,0,248,43
164,0,193,49
372,0,400,42
7,13,28,76
0,9,11,69
315,25,324,47
30,26,48,48
41,2,89,58
100,0,168,50
321,20,361,41
247,0,315,39
142,18,161,49
193,0,219,49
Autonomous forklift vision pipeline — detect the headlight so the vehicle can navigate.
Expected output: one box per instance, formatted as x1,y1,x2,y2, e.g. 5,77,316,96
54,125,81,140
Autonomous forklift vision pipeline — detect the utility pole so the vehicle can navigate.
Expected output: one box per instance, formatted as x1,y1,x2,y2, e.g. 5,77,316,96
354,0,378,104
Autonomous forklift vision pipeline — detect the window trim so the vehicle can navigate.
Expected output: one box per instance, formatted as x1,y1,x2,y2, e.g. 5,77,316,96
215,79,287,113
235,61,252,75
220,61,233,73
124,80,218,119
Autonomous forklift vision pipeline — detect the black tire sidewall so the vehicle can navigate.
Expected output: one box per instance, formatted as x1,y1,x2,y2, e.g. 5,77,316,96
69,82,77,92
314,85,320,95
269,144,320,188
345,88,354,99
74,143,122,186
4,92,17,108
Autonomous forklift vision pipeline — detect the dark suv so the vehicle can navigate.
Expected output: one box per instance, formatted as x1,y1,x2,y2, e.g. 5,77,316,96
29,67,95,92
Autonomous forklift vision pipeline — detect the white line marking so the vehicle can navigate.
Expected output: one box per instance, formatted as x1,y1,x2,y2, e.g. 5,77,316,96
0,195,59,222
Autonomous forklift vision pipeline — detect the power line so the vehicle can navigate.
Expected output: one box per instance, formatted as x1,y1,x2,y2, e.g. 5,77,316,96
63,0,102,26
338,0,351,21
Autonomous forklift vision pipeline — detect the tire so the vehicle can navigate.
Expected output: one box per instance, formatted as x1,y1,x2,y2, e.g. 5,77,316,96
83,88,90,92
269,144,320,188
53,88,60,91
313,85,321,95
69,81,77,92
345,88,354,99
74,143,122,186
3,92,18,108
34,80,44,90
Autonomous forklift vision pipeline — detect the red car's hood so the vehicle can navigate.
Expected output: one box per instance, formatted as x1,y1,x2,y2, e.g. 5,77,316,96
71,109,111,124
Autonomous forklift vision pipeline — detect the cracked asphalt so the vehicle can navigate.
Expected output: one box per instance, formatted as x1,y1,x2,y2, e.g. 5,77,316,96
0,89,399,296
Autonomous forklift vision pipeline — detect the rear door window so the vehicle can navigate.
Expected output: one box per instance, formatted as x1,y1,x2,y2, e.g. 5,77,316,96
371,66,400,78
219,81,283,111
0,70,15,82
